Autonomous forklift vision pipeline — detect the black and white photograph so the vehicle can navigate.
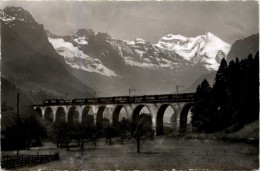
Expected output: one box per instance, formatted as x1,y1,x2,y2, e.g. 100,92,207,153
0,1,259,170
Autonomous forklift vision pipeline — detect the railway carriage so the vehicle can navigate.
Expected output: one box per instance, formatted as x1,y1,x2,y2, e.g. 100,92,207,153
43,99,64,105
99,97,114,103
87,98,99,103
43,100,50,105
134,96,142,102
114,96,128,103
157,95,170,101
144,95,157,102
72,99,85,104
64,99,73,104
58,99,65,104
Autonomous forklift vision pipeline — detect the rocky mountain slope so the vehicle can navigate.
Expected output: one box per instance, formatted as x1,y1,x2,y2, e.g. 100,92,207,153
227,33,259,62
183,71,216,93
1,6,93,105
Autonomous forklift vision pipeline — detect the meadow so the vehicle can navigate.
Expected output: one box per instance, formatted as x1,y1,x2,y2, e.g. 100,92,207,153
5,136,258,170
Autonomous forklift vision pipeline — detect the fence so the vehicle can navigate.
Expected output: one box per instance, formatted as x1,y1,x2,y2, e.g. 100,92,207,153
1,152,59,170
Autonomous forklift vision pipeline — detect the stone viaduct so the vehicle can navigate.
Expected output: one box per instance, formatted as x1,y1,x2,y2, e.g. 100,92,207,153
33,93,194,135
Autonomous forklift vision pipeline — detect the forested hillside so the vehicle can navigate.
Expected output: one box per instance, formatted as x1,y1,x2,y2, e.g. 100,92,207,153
191,53,259,133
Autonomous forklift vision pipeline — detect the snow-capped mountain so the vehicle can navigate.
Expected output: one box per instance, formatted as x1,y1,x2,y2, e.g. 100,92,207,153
117,37,191,70
46,27,232,95
48,29,230,78
155,33,231,70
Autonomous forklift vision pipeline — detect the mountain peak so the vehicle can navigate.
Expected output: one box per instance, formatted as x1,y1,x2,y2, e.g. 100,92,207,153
2,6,35,23
134,38,148,44
205,32,217,40
75,28,95,38
204,32,227,45
227,33,259,62
206,32,214,37
163,34,188,41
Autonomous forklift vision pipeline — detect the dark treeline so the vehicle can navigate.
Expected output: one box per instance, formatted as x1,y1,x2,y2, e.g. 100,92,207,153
49,115,152,153
2,114,47,150
2,111,153,153
191,52,259,133
52,121,98,150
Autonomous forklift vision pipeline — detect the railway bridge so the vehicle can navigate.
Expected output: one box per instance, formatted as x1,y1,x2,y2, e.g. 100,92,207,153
33,93,195,135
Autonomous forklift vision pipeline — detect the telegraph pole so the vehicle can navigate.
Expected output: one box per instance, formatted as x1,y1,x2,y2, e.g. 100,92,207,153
176,85,184,109
129,88,136,96
176,85,184,95
94,91,100,98
16,93,20,158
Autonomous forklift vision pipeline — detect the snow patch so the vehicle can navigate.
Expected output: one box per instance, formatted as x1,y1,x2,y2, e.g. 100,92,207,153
48,37,117,77
135,49,145,57
123,56,158,69
0,12,15,22
123,40,135,45
134,38,146,44
74,36,88,45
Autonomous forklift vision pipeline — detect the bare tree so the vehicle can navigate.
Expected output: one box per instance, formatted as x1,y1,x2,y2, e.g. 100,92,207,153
133,117,152,153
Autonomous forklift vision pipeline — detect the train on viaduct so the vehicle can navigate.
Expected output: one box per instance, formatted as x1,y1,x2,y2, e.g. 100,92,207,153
33,93,195,135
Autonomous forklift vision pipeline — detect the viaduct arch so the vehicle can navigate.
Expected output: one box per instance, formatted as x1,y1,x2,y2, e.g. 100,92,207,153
96,106,106,129
156,104,175,136
112,105,128,127
132,105,152,126
44,107,53,122
82,106,94,125
56,107,66,122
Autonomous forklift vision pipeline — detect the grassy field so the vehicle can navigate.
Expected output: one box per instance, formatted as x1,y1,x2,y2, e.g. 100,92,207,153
4,136,258,170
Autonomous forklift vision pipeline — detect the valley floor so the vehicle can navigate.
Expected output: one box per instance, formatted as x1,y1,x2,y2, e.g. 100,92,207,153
3,136,258,170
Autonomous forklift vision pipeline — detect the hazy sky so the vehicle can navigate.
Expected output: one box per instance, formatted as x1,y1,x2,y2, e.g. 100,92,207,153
1,1,259,44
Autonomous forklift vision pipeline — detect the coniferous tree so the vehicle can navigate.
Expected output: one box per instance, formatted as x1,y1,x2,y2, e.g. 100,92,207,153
224,59,241,127
191,79,216,132
213,58,228,107
238,53,259,125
